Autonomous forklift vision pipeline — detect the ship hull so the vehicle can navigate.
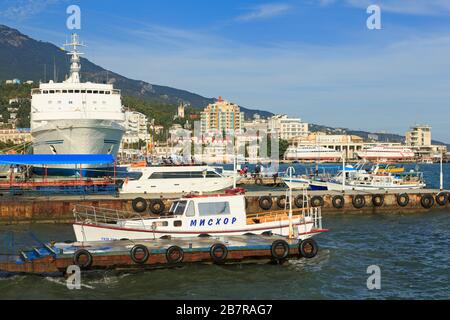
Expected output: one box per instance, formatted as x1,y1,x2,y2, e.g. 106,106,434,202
31,119,124,177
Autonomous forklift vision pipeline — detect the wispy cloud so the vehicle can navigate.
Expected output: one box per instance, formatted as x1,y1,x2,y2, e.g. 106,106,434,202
89,29,450,141
0,0,60,20
319,0,450,16
236,3,292,22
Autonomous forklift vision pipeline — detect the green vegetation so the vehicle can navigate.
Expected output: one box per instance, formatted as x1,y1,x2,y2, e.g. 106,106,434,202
0,83,34,128
122,95,201,130
265,135,289,159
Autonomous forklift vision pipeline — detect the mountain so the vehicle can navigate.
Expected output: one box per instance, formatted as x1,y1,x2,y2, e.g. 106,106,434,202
0,24,272,118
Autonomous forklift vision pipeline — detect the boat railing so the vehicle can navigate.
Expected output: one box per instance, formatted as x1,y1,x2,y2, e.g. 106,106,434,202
246,208,306,223
307,207,322,230
73,205,147,229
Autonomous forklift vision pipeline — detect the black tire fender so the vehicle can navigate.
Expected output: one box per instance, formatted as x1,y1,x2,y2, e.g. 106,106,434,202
131,197,147,213
397,193,409,207
130,244,150,264
276,195,289,209
332,195,345,209
210,243,228,264
166,245,184,264
310,195,324,208
259,196,273,210
436,192,448,206
294,195,306,208
271,240,289,260
299,238,318,259
149,199,165,215
73,249,93,270
352,195,366,209
372,194,384,207
421,194,435,209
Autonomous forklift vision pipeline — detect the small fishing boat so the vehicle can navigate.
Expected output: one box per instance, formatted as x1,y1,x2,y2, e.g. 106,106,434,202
326,169,426,191
72,191,326,242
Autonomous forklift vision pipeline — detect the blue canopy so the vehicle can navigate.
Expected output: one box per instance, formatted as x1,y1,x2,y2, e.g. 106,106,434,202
0,154,115,165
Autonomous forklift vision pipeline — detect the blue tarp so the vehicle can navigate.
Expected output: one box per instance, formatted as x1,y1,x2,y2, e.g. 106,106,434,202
0,154,114,165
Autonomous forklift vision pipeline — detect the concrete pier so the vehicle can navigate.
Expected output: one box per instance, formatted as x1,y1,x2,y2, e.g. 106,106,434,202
0,188,448,224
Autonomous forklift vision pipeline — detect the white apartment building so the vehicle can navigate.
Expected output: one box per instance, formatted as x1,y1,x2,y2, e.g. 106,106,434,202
122,111,149,144
268,115,309,140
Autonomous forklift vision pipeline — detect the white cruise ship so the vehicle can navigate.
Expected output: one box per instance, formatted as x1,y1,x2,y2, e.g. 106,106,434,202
356,145,415,161
30,34,125,176
284,145,342,161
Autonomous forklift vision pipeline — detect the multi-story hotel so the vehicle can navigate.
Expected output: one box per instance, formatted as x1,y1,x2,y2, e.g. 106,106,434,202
122,110,149,144
406,125,432,147
200,97,245,133
268,115,309,140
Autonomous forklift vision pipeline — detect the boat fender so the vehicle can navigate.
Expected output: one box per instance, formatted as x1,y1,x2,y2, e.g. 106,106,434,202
210,243,228,264
420,194,435,209
166,246,184,264
276,195,289,209
352,195,366,209
149,199,165,215
255,178,264,185
435,192,448,206
396,193,409,207
271,240,289,261
294,195,306,208
131,197,148,213
311,195,324,208
299,238,318,259
73,249,93,270
372,194,384,207
258,196,273,210
332,195,345,209
130,245,150,264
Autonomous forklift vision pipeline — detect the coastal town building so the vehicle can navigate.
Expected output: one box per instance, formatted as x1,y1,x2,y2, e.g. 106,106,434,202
405,125,447,160
200,97,245,133
268,115,309,140
0,128,32,145
289,133,366,160
244,116,269,133
177,102,186,119
122,110,149,144
406,125,432,147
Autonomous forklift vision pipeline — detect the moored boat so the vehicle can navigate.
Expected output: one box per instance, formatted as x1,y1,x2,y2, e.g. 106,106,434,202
30,33,125,177
72,192,326,242
284,145,342,161
119,165,236,194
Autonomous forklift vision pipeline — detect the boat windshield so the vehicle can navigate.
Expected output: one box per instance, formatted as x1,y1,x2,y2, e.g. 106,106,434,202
169,201,188,215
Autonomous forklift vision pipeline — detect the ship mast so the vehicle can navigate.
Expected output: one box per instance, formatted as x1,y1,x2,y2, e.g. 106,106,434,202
63,33,85,83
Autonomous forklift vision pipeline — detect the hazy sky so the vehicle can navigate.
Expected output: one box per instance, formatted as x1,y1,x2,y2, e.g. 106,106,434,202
1,0,450,142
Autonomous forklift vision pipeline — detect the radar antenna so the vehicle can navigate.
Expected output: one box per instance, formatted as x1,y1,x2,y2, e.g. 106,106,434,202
63,33,85,83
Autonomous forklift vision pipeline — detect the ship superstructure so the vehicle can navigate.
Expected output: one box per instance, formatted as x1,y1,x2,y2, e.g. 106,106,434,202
30,34,125,176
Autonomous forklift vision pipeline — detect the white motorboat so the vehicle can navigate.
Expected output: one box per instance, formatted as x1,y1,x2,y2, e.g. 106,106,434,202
72,192,326,242
120,165,237,194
